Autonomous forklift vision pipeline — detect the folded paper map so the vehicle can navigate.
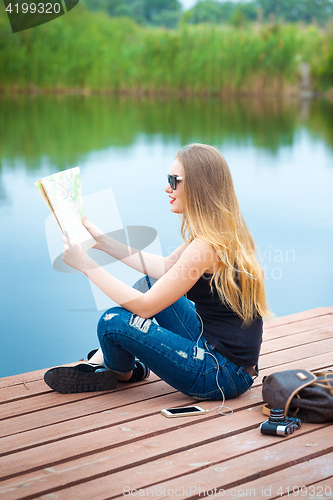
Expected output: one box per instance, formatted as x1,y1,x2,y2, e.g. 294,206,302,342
34,167,96,250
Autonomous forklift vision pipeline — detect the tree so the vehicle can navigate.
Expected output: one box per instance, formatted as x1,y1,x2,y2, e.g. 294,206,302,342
81,0,182,27
185,0,258,25
256,0,333,24
231,2,258,26
185,0,233,24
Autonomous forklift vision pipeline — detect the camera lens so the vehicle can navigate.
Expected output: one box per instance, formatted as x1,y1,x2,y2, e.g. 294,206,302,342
269,408,285,423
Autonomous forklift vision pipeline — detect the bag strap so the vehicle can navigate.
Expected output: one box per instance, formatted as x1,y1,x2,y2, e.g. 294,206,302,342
313,371,333,396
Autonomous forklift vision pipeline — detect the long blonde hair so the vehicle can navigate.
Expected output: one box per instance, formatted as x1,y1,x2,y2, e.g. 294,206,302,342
176,143,271,324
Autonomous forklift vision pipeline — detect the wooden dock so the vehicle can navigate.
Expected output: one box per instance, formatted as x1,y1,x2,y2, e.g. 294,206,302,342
1,306,333,500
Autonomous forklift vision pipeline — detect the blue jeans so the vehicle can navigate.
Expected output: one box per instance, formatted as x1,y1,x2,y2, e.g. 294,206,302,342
97,276,254,401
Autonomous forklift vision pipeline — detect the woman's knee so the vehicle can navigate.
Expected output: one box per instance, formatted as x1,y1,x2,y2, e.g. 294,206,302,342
97,307,129,338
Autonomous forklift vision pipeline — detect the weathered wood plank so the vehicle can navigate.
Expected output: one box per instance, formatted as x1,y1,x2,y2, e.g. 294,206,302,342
108,426,333,500
264,306,333,330
26,422,332,500
0,364,78,390
256,354,333,385
263,313,333,340
0,379,177,437
0,385,263,457
258,337,333,369
0,371,157,404
260,326,333,355
0,306,331,500
1,400,325,500
0,388,209,455
207,452,333,499
0,387,263,480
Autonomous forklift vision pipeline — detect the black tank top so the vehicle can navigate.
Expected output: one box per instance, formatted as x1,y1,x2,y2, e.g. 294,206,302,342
186,273,262,367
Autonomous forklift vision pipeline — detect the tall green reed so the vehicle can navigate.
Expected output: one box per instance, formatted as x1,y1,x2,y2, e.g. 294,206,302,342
0,6,330,94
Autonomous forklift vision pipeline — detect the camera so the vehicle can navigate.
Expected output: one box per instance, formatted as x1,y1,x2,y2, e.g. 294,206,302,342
260,408,302,437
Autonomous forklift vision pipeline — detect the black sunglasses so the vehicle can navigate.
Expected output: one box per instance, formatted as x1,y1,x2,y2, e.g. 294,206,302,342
167,174,183,190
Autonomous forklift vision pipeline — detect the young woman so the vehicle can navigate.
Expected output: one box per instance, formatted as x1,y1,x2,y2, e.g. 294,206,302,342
44,143,271,401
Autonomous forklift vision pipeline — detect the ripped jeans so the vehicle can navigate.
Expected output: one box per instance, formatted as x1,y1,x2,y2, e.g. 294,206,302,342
97,276,254,401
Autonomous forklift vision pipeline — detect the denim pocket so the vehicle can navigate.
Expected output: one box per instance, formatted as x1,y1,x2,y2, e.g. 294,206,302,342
238,368,254,390
189,386,224,401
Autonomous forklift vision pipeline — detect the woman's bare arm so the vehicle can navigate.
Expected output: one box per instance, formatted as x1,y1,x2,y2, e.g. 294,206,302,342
62,237,215,318
83,217,187,279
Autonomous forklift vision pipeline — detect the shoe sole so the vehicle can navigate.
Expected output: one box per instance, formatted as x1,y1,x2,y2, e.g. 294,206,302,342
44,367,118,394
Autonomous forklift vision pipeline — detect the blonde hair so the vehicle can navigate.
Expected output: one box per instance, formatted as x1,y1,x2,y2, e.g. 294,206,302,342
176,143,271,324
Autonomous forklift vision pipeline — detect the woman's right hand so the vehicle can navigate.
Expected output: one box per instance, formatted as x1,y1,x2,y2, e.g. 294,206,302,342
82,216,105,250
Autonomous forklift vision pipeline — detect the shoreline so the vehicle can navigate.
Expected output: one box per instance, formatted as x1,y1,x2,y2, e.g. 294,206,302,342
0,85,328,100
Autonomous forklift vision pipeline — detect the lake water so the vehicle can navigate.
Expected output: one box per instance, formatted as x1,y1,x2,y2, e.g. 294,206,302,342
1,95,332,378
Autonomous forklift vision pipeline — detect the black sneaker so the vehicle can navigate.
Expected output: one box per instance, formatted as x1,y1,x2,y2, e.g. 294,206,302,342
86,349,150,382
87,349,99,360
136,360,150,380
44,364,118,394
126,360,150,383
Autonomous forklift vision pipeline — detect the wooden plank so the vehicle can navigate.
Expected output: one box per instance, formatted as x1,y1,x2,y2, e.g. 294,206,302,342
0,306,332,500
0,387,264,480
0,368,49,390
0,379,51,402
264,307,333,330
0,387,210,455
0,364,78,389
255,354,333,386
0,372,160,405
263,314,333,339
207,452,333,499
21,420,332,500
100,426,332,500
260,326,333,355
0,399,316,500
0,375,162,421
0,379,177,437
258,337,333,370
0,385,262,457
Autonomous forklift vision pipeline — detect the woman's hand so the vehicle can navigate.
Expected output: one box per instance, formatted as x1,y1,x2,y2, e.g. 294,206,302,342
82,216,105,250
62,233,90,274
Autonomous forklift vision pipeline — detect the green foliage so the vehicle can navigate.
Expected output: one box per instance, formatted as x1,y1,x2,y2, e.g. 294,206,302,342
309,19,333,90
231,3,258,27
185,1,258,25
78,0,333,26
81,0,181,27
185,0,229,24
0,5,331,93
256,0,333,25
149,9,181,28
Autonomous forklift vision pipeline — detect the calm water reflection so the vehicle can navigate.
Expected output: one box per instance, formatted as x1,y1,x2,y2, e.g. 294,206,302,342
1,96,332,377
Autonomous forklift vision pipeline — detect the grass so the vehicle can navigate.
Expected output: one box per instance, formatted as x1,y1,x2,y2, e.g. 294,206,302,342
0,5,331,95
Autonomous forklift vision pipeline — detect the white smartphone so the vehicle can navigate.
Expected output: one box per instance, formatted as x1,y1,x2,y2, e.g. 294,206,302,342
161,406,208,418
